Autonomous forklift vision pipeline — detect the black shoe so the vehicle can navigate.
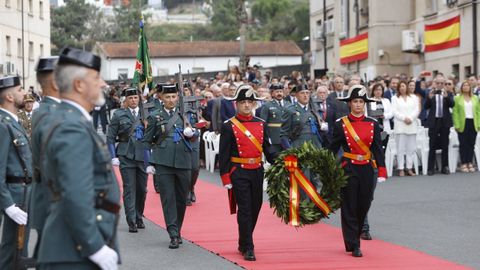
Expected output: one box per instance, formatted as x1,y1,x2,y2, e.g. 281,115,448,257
427,170,435,176
169,237,180,249
441,167,450,175
136,220,145,229
178,237,183,244
352,248,363,257
191,191,196,202
186,199,192,206
360,231,372,240
243,249,256,261
128,224,138,233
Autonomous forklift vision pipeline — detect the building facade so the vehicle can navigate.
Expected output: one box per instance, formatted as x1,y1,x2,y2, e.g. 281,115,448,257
94,41,303,81
0,0,51,88
310,0,480,80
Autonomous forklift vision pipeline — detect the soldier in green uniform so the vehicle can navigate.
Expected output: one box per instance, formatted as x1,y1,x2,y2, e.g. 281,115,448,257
259,83,290,159
143,84,198,249
107,88,148,233
17,93,35,139
280,84,324,150
37,47,120,270
0,76,31,270
29,56,60,258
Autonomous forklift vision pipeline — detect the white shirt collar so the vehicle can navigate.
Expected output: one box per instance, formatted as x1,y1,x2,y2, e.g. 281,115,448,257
0,108,19,122
130,107,139,114
61,99,93,122
45,96,61,103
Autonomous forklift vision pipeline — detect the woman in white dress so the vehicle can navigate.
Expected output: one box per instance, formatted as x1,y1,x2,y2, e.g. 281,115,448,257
392,81,420,176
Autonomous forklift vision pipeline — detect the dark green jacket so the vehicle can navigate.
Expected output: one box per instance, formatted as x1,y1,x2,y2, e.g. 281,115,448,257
259,99,290,145
280,103,323,149
37,102,120,263
106,108,146,161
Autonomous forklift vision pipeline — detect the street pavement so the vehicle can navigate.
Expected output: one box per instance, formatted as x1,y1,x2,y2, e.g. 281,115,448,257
3,169,479,269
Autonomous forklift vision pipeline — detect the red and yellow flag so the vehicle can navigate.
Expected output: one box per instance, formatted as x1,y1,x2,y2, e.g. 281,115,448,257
339,32,368,65
424,15,460,52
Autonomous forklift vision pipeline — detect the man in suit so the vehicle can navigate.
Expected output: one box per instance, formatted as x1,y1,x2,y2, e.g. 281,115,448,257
284,81,297,104
425,75,454,175
37,47,120,270
0,76,32,269
143,84,199,249
29,56,60,258
92,91,108,134
207,84,224,133
107,88,149,233
383,77,399,101
220,83,237,122
313,85,336,145
259,83,290,158
17,93,35,139
328,75,349,120
468,75,479,96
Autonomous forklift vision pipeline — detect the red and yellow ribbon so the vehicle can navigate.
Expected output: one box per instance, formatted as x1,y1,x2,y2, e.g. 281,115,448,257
284,155,331,226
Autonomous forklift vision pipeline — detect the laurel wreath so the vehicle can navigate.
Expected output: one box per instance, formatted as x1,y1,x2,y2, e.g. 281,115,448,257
266,142,348,226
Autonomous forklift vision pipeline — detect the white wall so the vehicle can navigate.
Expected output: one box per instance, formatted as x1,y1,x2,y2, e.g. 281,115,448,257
100,55,302,80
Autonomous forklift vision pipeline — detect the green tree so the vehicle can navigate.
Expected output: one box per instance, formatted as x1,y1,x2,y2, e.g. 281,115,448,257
50,0,106,54
108,0,149,42
209,0,240,41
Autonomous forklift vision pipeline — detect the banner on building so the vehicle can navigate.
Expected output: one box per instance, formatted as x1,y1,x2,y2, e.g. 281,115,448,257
339,32,368,65
424,15,460,52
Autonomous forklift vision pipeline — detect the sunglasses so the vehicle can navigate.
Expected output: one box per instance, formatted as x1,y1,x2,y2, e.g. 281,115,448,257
445,83,452,85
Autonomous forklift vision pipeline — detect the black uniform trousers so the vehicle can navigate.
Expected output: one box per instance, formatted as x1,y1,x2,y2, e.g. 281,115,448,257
458,119,477,164
119,156,148,225
428,119,450,171
341,164,375,251
154,165,191,238
231,166,264,251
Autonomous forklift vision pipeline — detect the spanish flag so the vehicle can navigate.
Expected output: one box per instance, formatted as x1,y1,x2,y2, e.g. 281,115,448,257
340,32,368,65
424,15,460,52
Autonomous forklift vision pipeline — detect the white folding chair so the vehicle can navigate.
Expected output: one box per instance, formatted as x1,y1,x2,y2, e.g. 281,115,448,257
385,133,397,177
416,127,429,175
202,131,211,172
209,132,221,173
475,133,480,167
448,127,460,173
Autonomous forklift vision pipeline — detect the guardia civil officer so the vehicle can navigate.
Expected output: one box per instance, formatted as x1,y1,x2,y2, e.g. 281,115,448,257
259,83,290,159
0,76,31,269
328,85,387,258
17,93,35,138
219,84,273,261
107,88,148,233
143,84,198,249
29,56,60,257
37,47,120,270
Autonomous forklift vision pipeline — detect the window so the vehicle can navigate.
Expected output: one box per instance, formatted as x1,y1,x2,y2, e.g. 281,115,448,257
17,0,21,11
17,38,22,57
340,0,348,38
29,41,34,61
6,36,11,55
5,0,11,8
40,44,44,57
452,64,459,80
28,0,33,16
464,66,472,78
39,1,44,19
118,68,128,80
315,20,323,40
359,0,369,27
425,0,438,16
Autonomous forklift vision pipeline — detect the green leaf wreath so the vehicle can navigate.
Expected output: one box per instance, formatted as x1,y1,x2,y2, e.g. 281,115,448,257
266,142,348,226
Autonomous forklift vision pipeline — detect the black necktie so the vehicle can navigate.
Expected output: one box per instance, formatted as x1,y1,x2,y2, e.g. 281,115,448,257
132,110,137,118
169,110,174,117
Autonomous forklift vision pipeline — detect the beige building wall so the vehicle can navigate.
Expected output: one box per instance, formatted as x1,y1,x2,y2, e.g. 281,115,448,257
310,0,480,81
0,0,51,89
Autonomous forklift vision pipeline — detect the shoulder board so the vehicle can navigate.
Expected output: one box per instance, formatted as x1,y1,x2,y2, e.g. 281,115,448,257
253,116,265,122
365,116,378,122
225,117,234,124
336,116,347,122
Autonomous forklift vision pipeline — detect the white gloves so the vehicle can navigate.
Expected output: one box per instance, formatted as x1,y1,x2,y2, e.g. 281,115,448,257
5,205,28,225
183,127,195,138
377,177,386,183
224,184,233,189
320,122,328,131
111,158,120,166
146,166,156,175
89,245,119,270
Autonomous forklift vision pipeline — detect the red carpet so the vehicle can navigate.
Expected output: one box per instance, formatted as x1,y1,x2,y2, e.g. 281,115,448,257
117,170,473,270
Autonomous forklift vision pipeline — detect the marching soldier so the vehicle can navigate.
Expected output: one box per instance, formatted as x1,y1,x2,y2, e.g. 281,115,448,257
107,88,148,233
259,83,290,159
280,84,325,150
30,56,60,258
328,85,387,257
219,84,273,261
17,93,35,139
0,76,32,269
37,47,120,269
143,84,198,249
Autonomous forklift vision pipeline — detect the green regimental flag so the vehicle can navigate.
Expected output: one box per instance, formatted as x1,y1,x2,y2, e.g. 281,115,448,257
132,18,153,91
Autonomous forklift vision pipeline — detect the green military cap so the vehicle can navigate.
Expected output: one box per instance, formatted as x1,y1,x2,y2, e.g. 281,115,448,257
0,76,21,92
36,56,59,72
161,84,179,94
124,88,139,97
58,46,101,72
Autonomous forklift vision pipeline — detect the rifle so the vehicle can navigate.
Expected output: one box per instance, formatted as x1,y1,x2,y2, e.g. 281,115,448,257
136,84,148,125
177,64,191,129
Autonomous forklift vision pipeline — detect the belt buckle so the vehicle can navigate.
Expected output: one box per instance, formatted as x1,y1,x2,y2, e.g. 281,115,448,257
357,155,364,161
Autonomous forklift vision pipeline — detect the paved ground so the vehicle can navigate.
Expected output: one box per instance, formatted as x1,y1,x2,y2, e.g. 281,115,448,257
2,169,479,269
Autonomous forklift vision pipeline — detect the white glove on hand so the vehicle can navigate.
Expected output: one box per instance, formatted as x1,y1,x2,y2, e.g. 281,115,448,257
320,122,329,131
5,205,28,225
111,158,120,167
146,166,156,175
224,184,233,189
183,127,195,138
377,177,386,183
89,245,118,270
